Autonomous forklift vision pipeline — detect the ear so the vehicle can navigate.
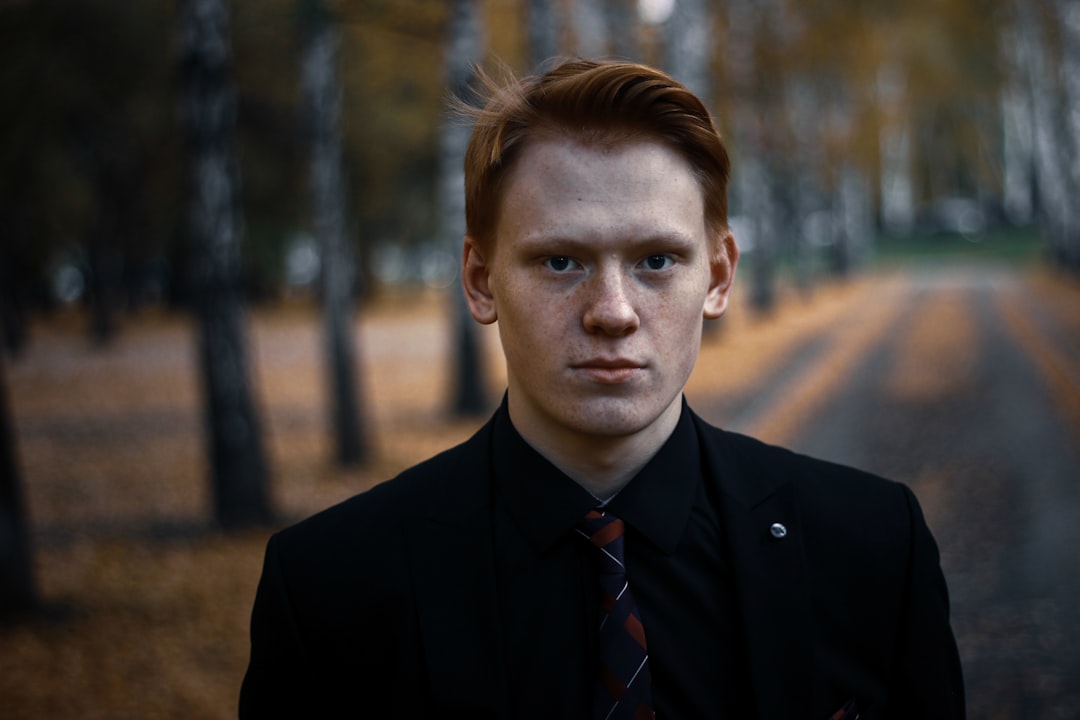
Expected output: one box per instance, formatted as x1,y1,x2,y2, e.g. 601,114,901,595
462,236,498,325
703,228,739,320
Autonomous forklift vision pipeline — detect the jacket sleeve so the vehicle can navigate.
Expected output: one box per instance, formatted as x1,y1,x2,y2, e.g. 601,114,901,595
889,485,966,718
238,534,317,719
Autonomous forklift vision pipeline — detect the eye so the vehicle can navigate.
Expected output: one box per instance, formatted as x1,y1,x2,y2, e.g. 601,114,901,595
544,256,577,272
641,254,674,271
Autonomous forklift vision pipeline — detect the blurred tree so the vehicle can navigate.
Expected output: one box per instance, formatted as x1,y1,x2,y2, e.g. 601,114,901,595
0,194,31,356
179,0,274,529
0,358,37,620
663,0,712,100
899,5,1000,209
300,0,369,465
3,0,1069,325
0,0,178,331
231,0,307,301
877,62,916,236
1007,0,1080,271
334,1,446,288
526,0,561,67
0,6,42,349
222,0,453,300
1052,0,1080,270
568,0,642,59
725,0,781,313
784,74,829,292
1000,24,1037,229
608,0,642,60
573,0,609,56
441,0,489,417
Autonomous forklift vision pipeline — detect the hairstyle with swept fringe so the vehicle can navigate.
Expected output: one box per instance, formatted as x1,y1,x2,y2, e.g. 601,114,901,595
462,58,731,253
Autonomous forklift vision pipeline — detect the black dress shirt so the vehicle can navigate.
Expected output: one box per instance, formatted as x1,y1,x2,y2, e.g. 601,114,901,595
492,398,756,719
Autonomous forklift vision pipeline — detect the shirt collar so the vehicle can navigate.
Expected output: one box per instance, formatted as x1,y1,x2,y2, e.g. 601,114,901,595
493,397,701,556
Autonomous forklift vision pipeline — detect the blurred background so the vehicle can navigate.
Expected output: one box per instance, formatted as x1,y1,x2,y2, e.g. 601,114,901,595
1,0,1077,717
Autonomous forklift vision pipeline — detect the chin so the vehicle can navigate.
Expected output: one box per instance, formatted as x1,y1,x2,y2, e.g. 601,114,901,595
560,397,670,439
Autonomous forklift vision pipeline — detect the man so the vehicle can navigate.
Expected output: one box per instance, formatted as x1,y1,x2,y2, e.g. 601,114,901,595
240,60,964,719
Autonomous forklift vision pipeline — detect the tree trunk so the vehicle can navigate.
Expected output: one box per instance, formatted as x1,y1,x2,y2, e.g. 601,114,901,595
836,162,872,275
1053,0,1080,269
1013,3,1077,268
573,0,609,57
786,77,827,293
877,64,915,235
75,118,124,346
179,0,273,530
1000,57,1035,226
301,2,368,466
87,230,120,346
607,0,640,61
663,0,710,99
526,0,560,68
0,357,37,619
0,199,31,356
442,0,489,417
727,0,778,314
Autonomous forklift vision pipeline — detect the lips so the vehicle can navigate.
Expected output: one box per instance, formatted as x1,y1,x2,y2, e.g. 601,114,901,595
575,357,641,369
571,358,644,384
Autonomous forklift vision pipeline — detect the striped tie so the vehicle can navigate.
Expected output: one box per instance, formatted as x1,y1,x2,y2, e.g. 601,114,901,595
577,509,655,720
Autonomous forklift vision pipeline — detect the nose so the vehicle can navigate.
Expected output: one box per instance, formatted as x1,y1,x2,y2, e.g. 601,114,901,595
582,267,640,336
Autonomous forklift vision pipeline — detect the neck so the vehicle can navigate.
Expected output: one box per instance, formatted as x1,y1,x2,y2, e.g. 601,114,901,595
508,397,683,500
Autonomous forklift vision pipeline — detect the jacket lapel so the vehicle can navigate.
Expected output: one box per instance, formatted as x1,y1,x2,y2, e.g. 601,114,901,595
405,424,507,716
696,415,815,719
723,483,814,719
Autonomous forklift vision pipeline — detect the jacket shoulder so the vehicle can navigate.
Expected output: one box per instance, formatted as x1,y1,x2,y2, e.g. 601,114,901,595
274,416,495,556
691,413,920,553
693,415,900,495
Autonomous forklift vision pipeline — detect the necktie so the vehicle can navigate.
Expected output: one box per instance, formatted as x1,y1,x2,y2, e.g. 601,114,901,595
576,509,655,720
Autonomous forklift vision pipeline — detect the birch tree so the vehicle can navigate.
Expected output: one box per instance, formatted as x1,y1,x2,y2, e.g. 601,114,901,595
1000,47,1035,227
829,87,872,275
442,0,488,416
1011,2,1078,269
0,358,36,619
607,0,641,60
179,0,273,529
527,0,561,68
663,0,711,99
1052,0,1080,269
573,0,609,56
301,0,368,465
726,0,781,312
786,77,828,291
765,4,825,285
877,64,916,235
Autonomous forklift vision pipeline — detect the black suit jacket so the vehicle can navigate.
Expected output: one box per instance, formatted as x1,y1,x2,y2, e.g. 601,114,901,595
239,408,964,719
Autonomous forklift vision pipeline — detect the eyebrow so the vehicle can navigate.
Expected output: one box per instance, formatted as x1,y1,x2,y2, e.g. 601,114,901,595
516,232,700,255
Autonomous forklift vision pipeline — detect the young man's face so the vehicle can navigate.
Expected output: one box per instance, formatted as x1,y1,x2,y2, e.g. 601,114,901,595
463,137,737,448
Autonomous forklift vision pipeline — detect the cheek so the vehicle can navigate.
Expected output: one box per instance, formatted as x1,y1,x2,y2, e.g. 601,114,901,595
649,285,706,327
498,299,561,360
656,295,706,360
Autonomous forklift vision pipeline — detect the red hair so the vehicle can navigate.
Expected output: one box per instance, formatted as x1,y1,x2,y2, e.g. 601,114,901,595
462,59,731,252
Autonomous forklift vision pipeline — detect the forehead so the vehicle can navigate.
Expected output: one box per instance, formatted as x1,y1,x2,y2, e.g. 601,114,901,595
496,137,707,249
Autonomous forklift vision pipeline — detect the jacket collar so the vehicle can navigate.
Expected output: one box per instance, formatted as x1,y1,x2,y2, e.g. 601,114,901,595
494,397,702,558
